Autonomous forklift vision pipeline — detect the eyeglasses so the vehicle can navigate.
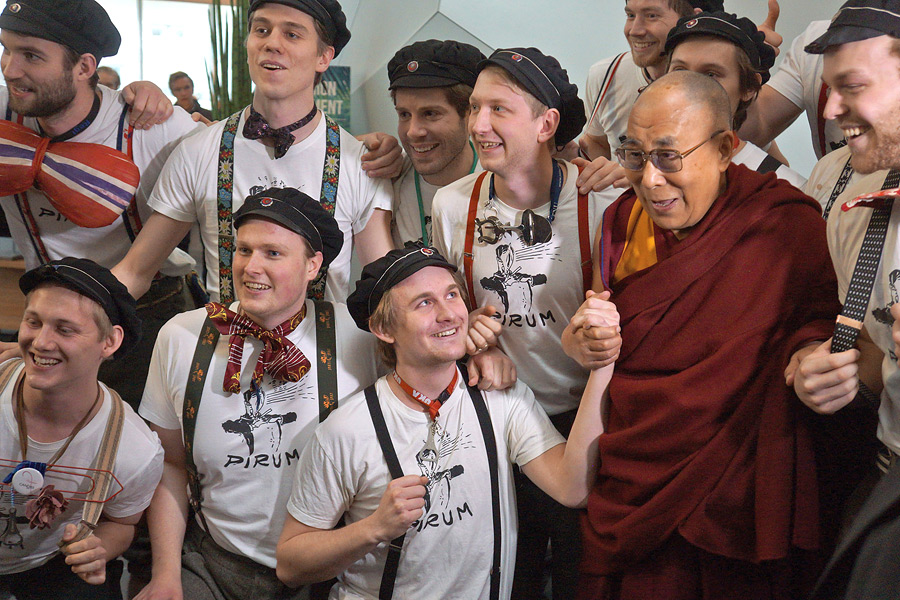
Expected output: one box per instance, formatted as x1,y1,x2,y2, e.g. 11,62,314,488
615,130,726,173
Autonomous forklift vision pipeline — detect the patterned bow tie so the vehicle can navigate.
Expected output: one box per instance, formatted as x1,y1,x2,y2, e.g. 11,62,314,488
241,105,318,159
0,119,140,228
206,302,311,393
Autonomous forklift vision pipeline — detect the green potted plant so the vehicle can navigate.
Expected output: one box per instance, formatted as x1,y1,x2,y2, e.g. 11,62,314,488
207,0,252,119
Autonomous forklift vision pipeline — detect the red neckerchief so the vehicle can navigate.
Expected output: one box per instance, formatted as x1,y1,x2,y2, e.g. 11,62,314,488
392,369,460,420
205,302,310,393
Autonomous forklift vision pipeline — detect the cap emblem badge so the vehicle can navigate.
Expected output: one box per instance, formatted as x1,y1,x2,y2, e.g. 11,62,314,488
260,197,274,207
685,19,698,28
9,3,21,12
407,61,419,72
510,54,523,62
420,248,434,256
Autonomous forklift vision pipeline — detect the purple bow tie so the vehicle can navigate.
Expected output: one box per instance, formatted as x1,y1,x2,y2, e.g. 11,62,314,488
242,105,318,159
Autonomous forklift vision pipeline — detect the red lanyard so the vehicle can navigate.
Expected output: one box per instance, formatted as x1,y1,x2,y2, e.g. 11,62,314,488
391,369,459,420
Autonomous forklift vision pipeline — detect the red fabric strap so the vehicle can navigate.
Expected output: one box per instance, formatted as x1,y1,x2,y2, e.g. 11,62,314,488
391,369,459,420
463,171,489,307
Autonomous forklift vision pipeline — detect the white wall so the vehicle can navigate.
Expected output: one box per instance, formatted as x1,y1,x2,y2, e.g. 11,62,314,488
94,0,844,176
338,0,846,178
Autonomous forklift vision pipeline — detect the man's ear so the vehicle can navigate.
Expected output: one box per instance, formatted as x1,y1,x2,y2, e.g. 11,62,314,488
306,251,325,280
75,53,98,84
369,321,395,345
537,108,561,144
716,130,737,170
741,74,763,103
101,325,125,360
316,44,336,75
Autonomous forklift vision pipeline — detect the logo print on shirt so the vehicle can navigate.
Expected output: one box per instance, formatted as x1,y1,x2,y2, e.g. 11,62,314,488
222,385,298,455
872,269,900,326
481,244,548,313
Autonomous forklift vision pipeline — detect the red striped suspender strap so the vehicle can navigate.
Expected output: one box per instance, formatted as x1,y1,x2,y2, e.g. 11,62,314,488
586,52,627,132
463,171,489,307
576,167,592,295
816,82,829,159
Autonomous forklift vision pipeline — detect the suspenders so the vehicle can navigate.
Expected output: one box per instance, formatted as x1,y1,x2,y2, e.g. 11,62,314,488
181,301,338,529
363,362,502,600
462,167,593,306
215,109,342,304
831,169,900,412
586,52,627,134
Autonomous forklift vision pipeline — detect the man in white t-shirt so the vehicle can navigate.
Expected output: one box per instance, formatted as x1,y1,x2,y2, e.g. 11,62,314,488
0,0,202,410
664,11,807,189
0,258,163,600
113,0,394,305
791,5,900,595
136,187,377,600
386,39,484,247
276,244,617,600
793,0,900,468
579,0,715,165
431,47,621,599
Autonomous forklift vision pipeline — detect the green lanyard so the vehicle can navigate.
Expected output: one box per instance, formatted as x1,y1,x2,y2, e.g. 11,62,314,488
413,141,478,245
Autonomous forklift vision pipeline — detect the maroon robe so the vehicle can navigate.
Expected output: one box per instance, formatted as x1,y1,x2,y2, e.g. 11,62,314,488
582,164,839,577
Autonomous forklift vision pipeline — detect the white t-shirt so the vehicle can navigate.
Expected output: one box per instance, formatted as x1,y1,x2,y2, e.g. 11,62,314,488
767,20,845,160
138,301,376,567
826,171,900,454
391,154,483,247
432,162,603,415
803,145,864,213
732,141,807,189
583,52,650,152
0,85,198,274
0,360,163,575
287,374,564,600
148,111,393,302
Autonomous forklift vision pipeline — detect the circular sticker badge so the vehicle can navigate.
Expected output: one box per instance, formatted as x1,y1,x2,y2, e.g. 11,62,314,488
11,467,44,494
407,61,419,72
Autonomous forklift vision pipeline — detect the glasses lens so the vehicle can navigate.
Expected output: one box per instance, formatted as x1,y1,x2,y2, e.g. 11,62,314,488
651,150,682,173
617,148,645,171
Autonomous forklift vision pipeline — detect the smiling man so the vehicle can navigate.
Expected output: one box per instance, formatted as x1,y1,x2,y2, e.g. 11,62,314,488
790,6,900,595
578,0,717,166
0,0,202,411
387,40,483,246
275,244,616,600
0,258,162,600
113,0,394,305
135,187,377,600
431,47,621,599
577,70,840,598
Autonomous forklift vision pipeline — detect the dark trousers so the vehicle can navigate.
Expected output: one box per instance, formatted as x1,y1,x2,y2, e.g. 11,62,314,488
181,522,309,600
511,409,582,600
0,554,123,600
